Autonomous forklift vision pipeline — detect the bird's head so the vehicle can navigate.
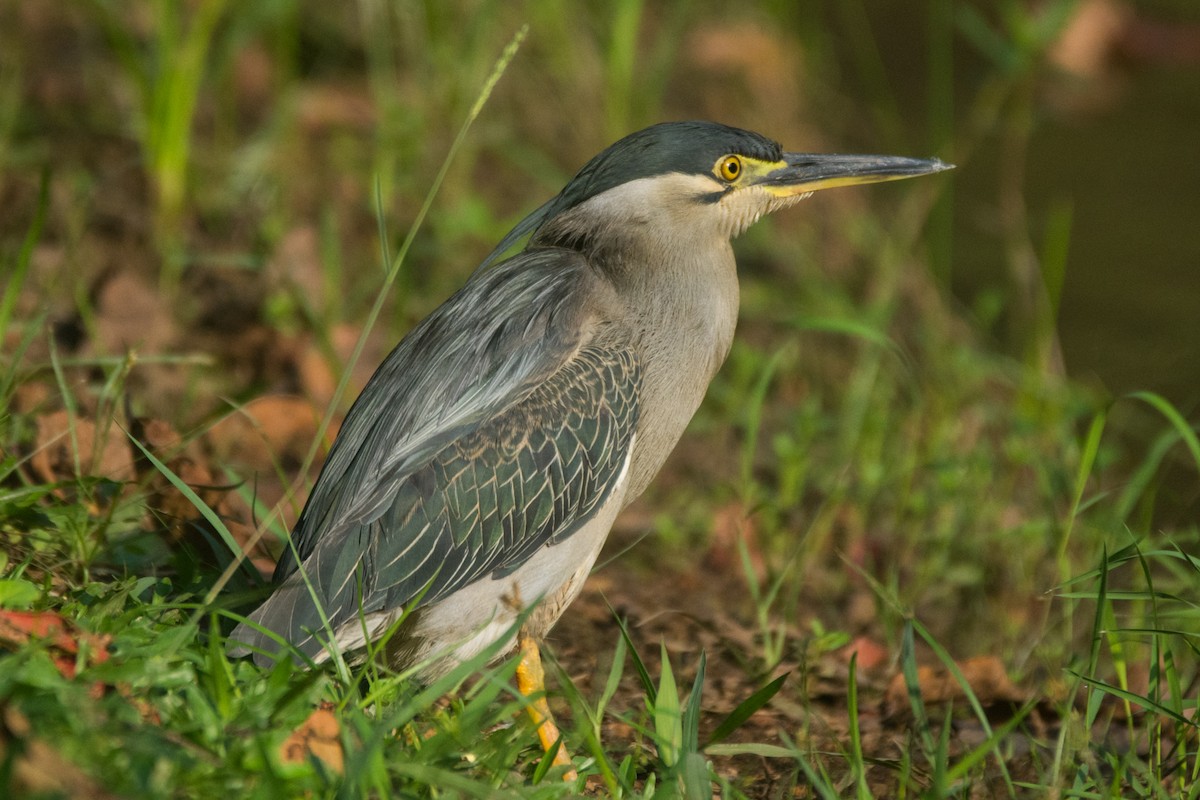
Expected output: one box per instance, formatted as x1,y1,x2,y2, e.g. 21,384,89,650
480,121,952,270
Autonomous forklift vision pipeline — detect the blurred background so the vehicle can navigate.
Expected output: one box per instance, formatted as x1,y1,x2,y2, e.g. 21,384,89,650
2,1,1199,794
5,1,1198,404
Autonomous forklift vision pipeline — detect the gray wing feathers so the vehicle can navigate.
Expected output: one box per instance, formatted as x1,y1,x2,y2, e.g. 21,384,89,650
228,250,640,664
371,343,639,598
276,249,594,578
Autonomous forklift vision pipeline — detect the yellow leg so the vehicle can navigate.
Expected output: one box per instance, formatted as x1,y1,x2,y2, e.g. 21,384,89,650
515,634,577,781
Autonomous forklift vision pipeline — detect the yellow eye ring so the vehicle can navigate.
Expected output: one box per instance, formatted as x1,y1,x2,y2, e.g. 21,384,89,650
717,155,742,182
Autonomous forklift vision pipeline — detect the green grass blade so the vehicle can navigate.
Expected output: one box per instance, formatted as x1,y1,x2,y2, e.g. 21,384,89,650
705,743,797,758
739,345,788,500
682,650,706,755
124,427,246,568
1126,391,1200,473
703,670,787,749
912,617,1017,794
681,752,710,800
1066,670,1195,729
553,655,622,795
1058,409,1106,578
790,313,899,353
847,652,871,800
655,642,681,768
900,621,934,754
0,311,43,405
600,632,627,721
943,701,1035,787
796,755,844,800
608,599,656,701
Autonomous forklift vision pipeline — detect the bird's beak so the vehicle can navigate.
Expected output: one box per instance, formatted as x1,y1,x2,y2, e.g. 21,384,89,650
755,153,953,198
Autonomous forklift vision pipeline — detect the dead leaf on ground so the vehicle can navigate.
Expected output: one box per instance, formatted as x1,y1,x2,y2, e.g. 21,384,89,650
127,417,237,542
296,337,338,409
91,271,178,356
31,409,136,488
232,42,276,116
885,655,1025,717
10,381,50,415
1118,14,1200,66
202,395,332,541
126,417,281,568
207,395,330,473
0,610,111,688
148,452,228,535
266,226,324,311
686,21,805,132
280,704,344,774
840,636,890,673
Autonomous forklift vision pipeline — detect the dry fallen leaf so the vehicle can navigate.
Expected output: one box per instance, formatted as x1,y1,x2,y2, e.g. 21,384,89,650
840,636,890,673
266,226,324,312
280,704,344,774
0,610,111,689
297,81,376,131
91,271,178,356
885,655,1025,717
203,395,332,538
207,395,328,474
296,340,339,410
686,21,804,119
31,410,136,487
128,417,237,543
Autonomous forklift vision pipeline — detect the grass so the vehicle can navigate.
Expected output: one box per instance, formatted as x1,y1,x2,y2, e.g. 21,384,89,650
2,0,1199,797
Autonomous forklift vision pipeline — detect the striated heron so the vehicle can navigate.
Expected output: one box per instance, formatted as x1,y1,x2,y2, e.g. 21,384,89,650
228,120,951,775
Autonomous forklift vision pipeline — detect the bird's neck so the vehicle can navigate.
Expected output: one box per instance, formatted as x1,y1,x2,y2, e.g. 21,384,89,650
531,182,742,501
604,238,741,501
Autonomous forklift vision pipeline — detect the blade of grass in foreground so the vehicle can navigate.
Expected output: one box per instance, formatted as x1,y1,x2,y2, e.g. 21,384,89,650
703,670,788,749
607,598,657,702
551,646,623,794
847,653,871,800
654,643,681,768
1064,671,1194,728
912,617,1018,796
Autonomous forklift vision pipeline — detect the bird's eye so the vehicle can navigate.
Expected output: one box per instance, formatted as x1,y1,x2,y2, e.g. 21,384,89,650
717,155,742,182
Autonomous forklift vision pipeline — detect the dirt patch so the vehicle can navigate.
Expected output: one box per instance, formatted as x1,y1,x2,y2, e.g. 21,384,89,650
550,551,1060,797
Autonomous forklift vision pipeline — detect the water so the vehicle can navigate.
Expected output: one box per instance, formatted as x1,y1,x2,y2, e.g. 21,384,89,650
1027,66,1200,411
850,3,1200,413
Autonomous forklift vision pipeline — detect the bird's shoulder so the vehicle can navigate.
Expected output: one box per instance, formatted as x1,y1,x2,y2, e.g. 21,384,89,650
277,247,627,577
